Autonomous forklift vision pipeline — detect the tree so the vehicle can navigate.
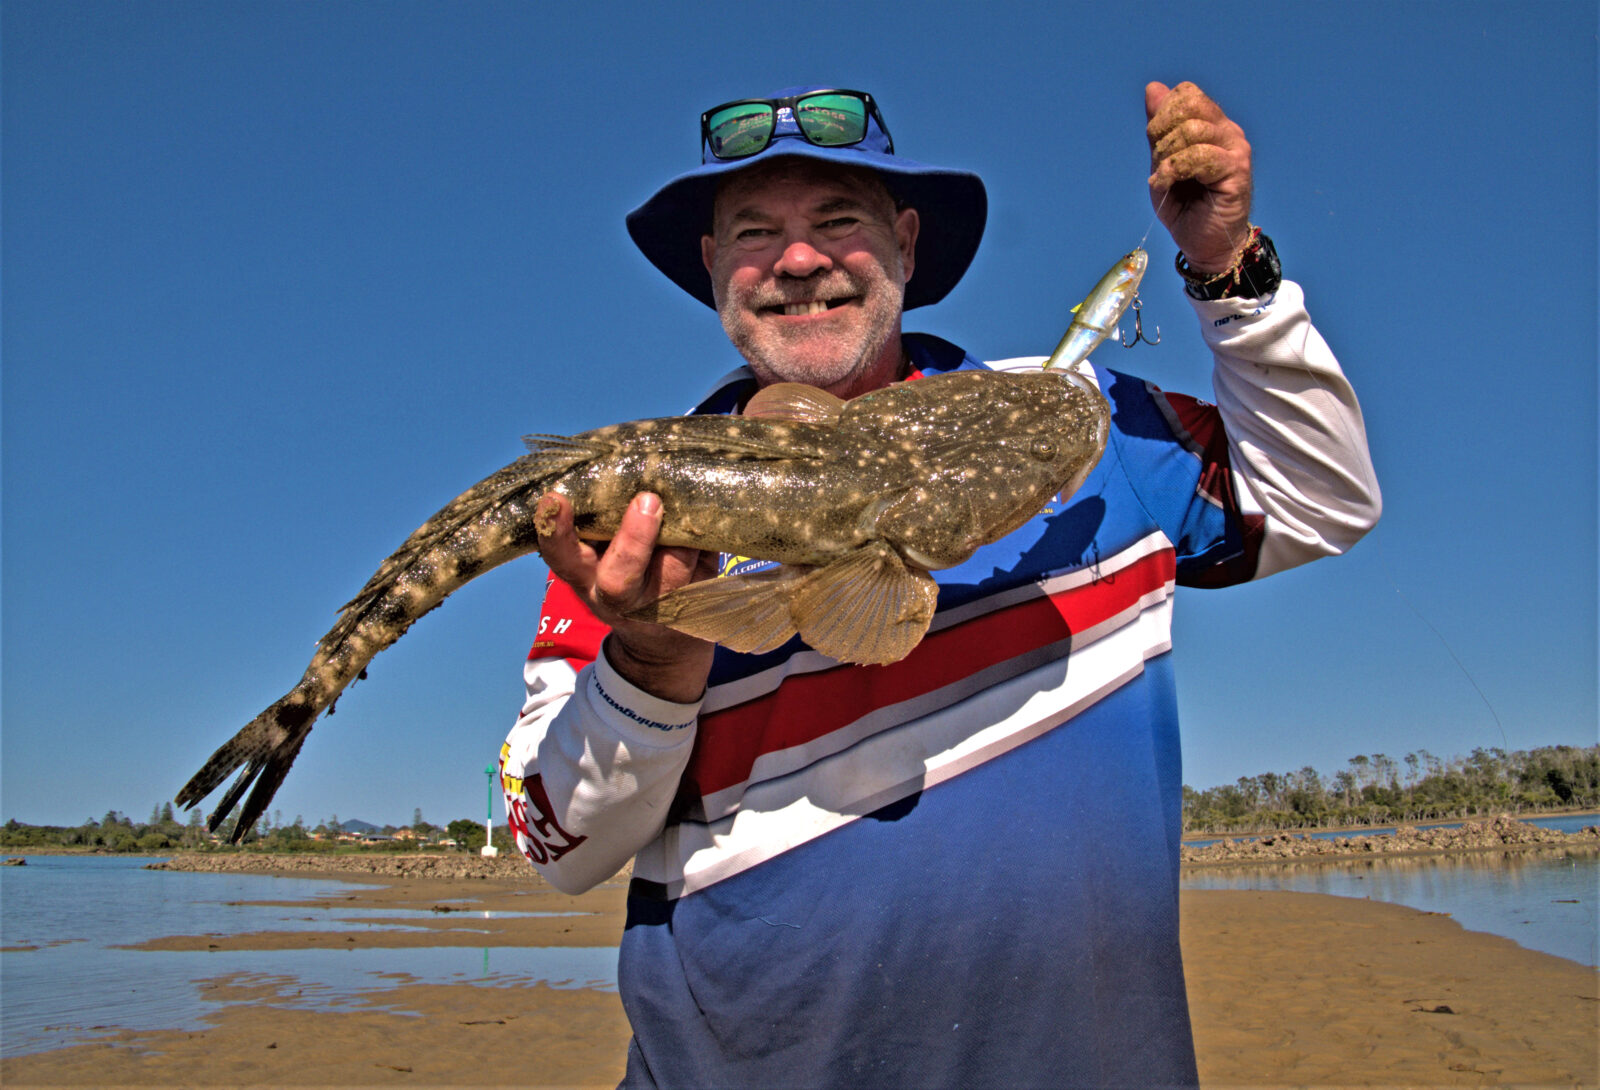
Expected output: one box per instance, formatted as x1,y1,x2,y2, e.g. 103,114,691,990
1348,755,1372,790
447,818,485,850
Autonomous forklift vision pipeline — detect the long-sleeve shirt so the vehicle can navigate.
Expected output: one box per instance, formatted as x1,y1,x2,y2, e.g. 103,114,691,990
500,280,1380,1089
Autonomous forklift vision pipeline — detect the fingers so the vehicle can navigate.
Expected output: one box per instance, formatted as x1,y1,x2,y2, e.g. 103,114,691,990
1144,80,1254,270
1146,83,1249,190
593,492,666,612
534,490,715,702
535,490,714,618
1144,81,1170,122
1151,138,1245,192
533,491,593,587
1146,81,1227,147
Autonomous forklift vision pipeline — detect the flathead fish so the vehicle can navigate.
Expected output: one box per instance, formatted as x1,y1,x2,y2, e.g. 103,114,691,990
177,368,1109,840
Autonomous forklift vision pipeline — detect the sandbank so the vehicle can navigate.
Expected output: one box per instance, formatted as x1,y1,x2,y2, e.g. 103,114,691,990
2,853,1595,1087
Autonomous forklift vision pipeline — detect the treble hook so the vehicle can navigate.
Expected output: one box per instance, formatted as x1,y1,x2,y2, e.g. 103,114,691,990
1121,294,1161,347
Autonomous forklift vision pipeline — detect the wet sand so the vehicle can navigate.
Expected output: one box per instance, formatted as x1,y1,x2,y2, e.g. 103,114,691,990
3,863,1596,1088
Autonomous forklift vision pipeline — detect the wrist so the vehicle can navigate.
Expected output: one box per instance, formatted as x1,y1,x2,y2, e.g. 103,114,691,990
601,631,713,705
1176,227,1282,300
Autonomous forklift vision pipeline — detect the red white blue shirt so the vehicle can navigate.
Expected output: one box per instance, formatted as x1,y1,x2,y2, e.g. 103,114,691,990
501,282,1379,1089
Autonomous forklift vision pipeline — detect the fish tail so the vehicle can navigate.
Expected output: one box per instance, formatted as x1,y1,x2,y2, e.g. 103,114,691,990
177,443,603,842
174,688,319,842
334,445,595,621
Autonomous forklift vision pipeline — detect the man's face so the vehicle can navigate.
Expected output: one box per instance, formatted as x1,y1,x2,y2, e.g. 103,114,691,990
700,161,919,398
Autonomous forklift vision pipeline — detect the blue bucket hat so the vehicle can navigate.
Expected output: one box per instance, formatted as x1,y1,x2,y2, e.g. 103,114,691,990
625,85,987,311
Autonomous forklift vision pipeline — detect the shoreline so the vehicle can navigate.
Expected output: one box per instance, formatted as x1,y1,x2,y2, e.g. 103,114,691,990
3,872,1595,1087
103,812,1596,879
11,811,1597,874
1178,805,1600,842
1181,812,1599,867
5,816,1598,1087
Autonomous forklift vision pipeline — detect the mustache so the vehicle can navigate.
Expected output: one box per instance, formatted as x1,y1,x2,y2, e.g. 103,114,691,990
749,272,862,309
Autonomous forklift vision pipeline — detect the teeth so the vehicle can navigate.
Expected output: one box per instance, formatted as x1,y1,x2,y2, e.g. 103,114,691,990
783,301,830,316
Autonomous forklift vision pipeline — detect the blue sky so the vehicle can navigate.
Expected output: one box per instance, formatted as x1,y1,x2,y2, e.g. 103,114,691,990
3,1,1595,830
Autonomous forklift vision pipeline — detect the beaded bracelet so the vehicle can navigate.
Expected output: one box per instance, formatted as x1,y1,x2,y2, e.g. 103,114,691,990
1176,226,1282,301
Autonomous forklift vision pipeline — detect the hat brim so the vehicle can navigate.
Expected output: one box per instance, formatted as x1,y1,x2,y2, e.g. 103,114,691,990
625,142,987,311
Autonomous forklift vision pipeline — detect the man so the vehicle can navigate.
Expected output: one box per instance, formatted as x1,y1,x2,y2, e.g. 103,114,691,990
501,83,1379,1088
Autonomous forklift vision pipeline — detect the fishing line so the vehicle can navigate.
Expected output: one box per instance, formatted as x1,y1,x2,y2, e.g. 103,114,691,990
1194,189,1510,751
1137,189,1171,252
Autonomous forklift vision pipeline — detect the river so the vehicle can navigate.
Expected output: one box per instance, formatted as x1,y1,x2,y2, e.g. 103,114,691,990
2,843,1595,1057
0,857,616,1057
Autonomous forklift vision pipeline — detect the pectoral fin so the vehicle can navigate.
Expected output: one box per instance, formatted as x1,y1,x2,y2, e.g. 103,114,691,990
743,382,846,425
790,544,939,666
633,544,939,665
629,565,809,655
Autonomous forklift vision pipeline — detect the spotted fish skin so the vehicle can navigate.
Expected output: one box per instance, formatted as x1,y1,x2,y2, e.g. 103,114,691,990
557,370,1105,564
176,368,1108,841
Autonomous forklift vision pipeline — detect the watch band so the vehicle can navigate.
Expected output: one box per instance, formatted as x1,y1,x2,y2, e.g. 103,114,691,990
1177,227,1282,301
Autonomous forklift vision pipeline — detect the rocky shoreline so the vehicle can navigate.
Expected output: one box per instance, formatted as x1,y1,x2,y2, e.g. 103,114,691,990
1181,812,1600,866
145,849,546,881
125,814,1600,880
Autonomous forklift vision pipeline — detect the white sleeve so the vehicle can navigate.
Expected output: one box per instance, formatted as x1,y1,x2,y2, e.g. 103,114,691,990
1193,280,1382,577
499,644,699,894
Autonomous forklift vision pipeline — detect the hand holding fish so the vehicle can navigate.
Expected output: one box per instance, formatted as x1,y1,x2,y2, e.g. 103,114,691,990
535,490,716,703
1145,81,1253,272
176,368,1109,841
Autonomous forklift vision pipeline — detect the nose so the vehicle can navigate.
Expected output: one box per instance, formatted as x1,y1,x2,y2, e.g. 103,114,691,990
773,238,832,279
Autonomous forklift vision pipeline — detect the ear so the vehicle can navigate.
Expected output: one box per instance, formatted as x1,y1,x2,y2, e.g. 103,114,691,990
700,234,717,274
894,207,919,286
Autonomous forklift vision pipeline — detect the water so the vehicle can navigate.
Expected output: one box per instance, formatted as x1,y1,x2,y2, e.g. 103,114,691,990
1182,849,1598,968
4,848,1595,1058
0,856,618,1057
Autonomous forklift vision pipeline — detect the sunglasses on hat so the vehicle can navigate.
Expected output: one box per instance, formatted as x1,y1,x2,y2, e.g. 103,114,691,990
700,89,894,161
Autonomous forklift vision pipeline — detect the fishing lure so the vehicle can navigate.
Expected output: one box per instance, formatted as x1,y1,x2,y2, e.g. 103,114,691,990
1044,249,1157,372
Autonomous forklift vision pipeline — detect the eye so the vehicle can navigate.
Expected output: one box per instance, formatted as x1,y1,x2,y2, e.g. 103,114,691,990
1030,438,1057,461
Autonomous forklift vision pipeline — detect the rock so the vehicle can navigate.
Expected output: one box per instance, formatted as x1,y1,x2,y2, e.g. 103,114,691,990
1181,815,1599,866
144,851,543,881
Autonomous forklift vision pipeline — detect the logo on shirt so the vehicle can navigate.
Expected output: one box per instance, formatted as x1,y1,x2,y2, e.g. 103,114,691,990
720,553,780,578
501,747,586,865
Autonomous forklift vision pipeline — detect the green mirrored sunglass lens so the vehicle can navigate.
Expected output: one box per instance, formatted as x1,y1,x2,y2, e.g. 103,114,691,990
707,105,774,157
795,95,868,146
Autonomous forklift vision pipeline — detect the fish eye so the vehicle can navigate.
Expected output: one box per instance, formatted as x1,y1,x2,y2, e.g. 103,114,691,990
1030,438,1057,460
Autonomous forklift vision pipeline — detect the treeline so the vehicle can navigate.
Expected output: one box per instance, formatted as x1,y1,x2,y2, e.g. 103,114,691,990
1183,744,1600,834
0,803,513,854
10,744,1595,849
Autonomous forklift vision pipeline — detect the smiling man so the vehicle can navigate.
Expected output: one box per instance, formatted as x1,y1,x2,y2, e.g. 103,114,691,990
503,84,1380,1088
702,160,916,396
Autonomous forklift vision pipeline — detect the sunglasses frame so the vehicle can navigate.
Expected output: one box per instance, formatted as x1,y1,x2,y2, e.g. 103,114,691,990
700,89,895,161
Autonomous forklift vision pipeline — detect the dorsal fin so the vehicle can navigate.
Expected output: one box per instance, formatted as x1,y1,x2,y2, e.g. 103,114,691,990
744,382,846,424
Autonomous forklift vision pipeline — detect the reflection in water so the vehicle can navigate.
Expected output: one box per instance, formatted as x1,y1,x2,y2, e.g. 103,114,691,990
1183,849,1598,968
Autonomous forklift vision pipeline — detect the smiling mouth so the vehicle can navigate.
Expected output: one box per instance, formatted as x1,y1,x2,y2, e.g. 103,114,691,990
771,298,852,317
